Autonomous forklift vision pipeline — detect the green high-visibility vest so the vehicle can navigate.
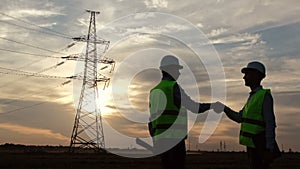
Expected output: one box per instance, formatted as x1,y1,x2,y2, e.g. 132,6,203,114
149,80,187,141
239,89,270,148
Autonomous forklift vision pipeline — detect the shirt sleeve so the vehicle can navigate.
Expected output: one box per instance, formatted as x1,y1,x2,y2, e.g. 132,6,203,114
173,83,211,114
263,92,276,150
224,106,243,123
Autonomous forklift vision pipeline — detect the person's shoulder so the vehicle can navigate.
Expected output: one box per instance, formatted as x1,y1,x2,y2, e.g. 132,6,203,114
263,89,273,102
173,82,182,90
262,88,272,95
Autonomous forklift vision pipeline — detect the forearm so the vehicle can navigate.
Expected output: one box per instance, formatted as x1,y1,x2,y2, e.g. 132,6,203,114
224,106,243,123
175,84,211,113
182,100,210,114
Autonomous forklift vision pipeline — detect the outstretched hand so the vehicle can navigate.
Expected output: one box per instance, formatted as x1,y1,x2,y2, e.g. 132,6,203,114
211,101,225,114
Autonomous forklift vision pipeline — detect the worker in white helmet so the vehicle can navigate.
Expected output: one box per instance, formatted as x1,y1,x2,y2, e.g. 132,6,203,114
149,55,215,169
214,61,281,169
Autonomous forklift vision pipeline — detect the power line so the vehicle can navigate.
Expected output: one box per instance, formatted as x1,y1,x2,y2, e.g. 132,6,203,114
0,64,69,80
0,80,72,115
0,61,73,90
0,102,48,115
0,48,61,58
0,35,101,87
0,62,74,105
0,65,107,83
0,37,67,55
0,11,87,116
0,42,76,79
0,80,72,105
0,67,109,116
0,19,72,39
0,11,73,39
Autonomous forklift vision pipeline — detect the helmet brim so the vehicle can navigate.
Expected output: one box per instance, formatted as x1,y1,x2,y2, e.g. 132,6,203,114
160,64,183,70
241,67,265,78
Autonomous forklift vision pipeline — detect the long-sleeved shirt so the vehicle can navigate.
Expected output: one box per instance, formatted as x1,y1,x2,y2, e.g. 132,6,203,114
162,74,211,113
224,86,276,150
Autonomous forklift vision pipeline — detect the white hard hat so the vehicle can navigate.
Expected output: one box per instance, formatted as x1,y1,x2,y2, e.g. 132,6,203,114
241,61,266,78
159,55,183,70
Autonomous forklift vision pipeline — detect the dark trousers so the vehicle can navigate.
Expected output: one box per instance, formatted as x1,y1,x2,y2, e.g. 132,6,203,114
247,147,270,169
160,140,186,169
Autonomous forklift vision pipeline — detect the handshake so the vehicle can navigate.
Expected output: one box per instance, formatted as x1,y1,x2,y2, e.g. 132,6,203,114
211,101,226,114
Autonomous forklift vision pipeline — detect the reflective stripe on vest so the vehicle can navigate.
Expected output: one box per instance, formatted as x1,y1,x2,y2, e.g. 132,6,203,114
239,89,270,148
150,80,187,141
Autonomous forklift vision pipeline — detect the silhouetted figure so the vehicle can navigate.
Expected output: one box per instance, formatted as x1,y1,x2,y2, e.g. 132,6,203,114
215,61,281,169
148,55,213,169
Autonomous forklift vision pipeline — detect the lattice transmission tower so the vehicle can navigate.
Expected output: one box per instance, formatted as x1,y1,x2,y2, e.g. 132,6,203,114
69,10,114,152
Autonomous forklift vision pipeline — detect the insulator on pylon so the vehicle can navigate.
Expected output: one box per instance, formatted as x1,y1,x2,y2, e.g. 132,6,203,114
62,80,71,86
67,42,76,48
100,66,108,70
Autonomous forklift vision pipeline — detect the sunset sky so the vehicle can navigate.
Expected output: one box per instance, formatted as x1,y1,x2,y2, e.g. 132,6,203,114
0,0,300,152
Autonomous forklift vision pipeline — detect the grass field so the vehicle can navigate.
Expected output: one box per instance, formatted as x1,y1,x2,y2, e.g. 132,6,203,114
0,145,299,169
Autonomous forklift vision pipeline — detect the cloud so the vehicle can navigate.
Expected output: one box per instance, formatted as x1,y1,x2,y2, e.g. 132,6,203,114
258,22,300,58
0,99,75,138
103,112,148,137
10,9,64,18
196,22,204,28
0,123,69,142
144,0,168,9
37,22,58,28
211,33,262,46
1,0,65,20
207,27,228,38
119,24,190,38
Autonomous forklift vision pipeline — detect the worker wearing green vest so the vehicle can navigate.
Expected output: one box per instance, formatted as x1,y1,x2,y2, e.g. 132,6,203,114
149,55,213,169
215,61,280,169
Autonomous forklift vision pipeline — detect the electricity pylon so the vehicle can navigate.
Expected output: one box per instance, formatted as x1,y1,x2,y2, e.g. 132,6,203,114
69,10,114,152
